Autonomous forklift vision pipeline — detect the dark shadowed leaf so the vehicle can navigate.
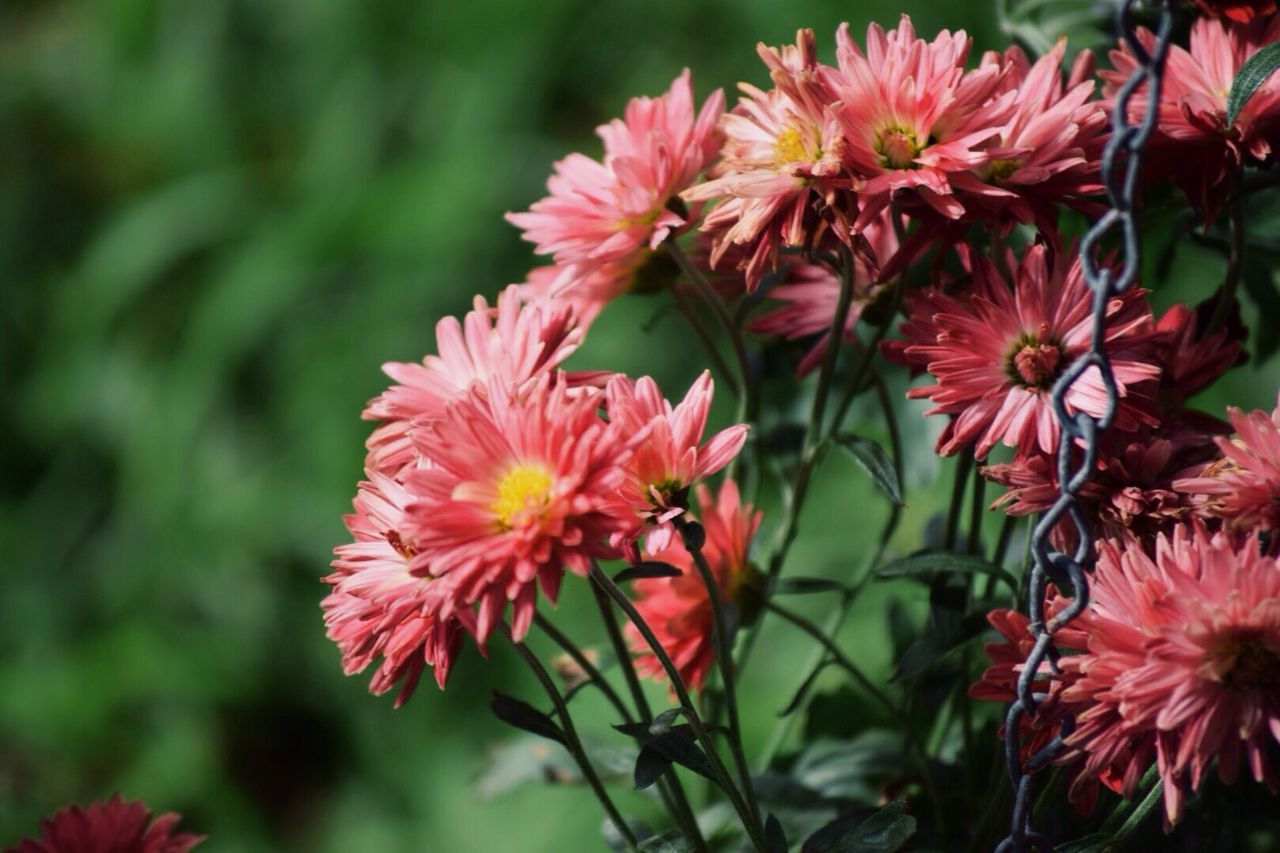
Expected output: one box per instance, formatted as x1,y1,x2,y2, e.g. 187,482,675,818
650,707,684,734
778,658,838,718
835,434,904,506
874,551,1017,591
774,576,851,596
615,722,718,784
634,745,672,790
614,561,684,583
791,734,904,804
765,813,788,853
890,610,991,682
1228,40,1280,125
489,691,564,744
803,799,916,853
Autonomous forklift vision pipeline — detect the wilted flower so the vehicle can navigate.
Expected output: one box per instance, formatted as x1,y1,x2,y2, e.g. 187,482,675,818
324,472,472,705
627,480,762,690
8,793,203,853
507,70,723,293
1058,523,1280,825
1176,396,1280,535
884,242,1160,459
606,371,748,550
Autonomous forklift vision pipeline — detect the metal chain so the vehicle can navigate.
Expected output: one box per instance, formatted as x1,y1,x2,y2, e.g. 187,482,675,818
996,2,1176,851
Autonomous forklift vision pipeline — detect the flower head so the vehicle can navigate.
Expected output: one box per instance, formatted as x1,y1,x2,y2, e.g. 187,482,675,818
1175,396,1280,535
884,242,1160,459
606,371,748,550
1059,523,1280,824
507,70,723,285
324,472,473,705
626,480,762,690
364,287,581,474
1103,16,1280,216
403,376,635,642
1191,0,1277,22
8,794,203,853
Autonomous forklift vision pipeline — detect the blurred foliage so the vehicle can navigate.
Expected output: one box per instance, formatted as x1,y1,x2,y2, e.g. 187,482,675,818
1,1,1276,851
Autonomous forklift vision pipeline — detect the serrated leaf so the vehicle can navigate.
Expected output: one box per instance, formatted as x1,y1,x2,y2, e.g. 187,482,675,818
614,561,683,583
774,576,850,596
639,831,695,853
874,551,1017,591
1228,40,1280,125
489,691,564,744
804,799,916,853
835,434,904,506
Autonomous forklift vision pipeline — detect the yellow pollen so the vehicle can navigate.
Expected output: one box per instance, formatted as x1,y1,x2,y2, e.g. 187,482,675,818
491,464,554,528
988,158,1020,181
773,127,809,166
875,125,922,169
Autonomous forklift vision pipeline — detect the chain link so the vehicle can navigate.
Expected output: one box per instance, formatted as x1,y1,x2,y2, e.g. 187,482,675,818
996,2,1177,851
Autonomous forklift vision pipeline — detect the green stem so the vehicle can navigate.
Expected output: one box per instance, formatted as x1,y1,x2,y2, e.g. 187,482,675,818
534,612,634,725
589,563,768,852
967,463,986,557
944,454,975,552
670,284,740,399
503,625,637,850
1206,186,1244,335
677,521,762,828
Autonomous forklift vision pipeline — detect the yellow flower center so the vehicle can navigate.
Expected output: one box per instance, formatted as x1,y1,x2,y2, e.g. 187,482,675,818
988,158,1020,182
774,126,810,166
875,125,922,170
491,464,554,528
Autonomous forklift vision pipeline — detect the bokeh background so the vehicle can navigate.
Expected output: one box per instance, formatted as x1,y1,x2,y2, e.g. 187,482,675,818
3,1,1277,851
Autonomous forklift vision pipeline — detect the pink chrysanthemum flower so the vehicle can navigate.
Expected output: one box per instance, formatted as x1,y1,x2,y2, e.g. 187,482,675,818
363,286,582,474
963,39,1106,232
403,377,635,642
1175,396,1280,535
8,793,203,853
1103,16,1280,217
506,70,723,288
606,371,749,551
324,472,473,706
821,16,1017,230
681,30,847,289
627,480,762,691
747,208,899,374
1058,523,1280,825
883,242,1160,459
518,260,642,330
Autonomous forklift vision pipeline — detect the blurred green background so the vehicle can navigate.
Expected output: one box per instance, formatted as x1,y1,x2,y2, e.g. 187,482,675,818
2,1,1277,851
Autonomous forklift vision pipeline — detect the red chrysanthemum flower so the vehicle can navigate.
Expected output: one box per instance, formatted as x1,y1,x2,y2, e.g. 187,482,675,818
506,70,723,289
1103,15,1280,217
363,286,582,474
883,242,1160,459
681,30,847,289
747,208,898,374
1175,396,1280,535
605,371,748,551
324,472,474,705
822,16,1017,230
403,376,635,642
1058,523,1280,825
626,480,761,691
1191,0,1277,23
8,793,203,853
961,39,1106,233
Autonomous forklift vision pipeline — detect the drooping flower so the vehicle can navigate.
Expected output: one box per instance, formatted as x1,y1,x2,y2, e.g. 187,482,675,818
961,39,1106,232
402,376,635,642
506,70,723,289
1058,523,1280,825
1152,300,1246,428
747,208,899,374
363,286,582,475
627,480,762,691
1103,15,1280,217
681,30,846,289
1175,396,1280,535
821,16,1017,230
606,371,749,551
324,472,473,705
1191,0,1277,23
883,242,1160,459
7,793,203,853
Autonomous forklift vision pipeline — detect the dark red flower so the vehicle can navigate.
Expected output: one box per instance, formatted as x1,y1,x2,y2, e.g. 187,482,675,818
7,794,202,853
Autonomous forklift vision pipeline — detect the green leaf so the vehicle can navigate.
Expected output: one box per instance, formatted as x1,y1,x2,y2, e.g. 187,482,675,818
633,745,672,790
874,551,1017,592
614,561,683,583
804,799,917,852
489,691,564,744
474,735,575,800
764,813,788,853
1243,257,1280,361
890,610,990,682
638,831,694,853
1228,40,1280,125
835,434,904,506
614,722,718,785
774,576,851,596
791,734,903,804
